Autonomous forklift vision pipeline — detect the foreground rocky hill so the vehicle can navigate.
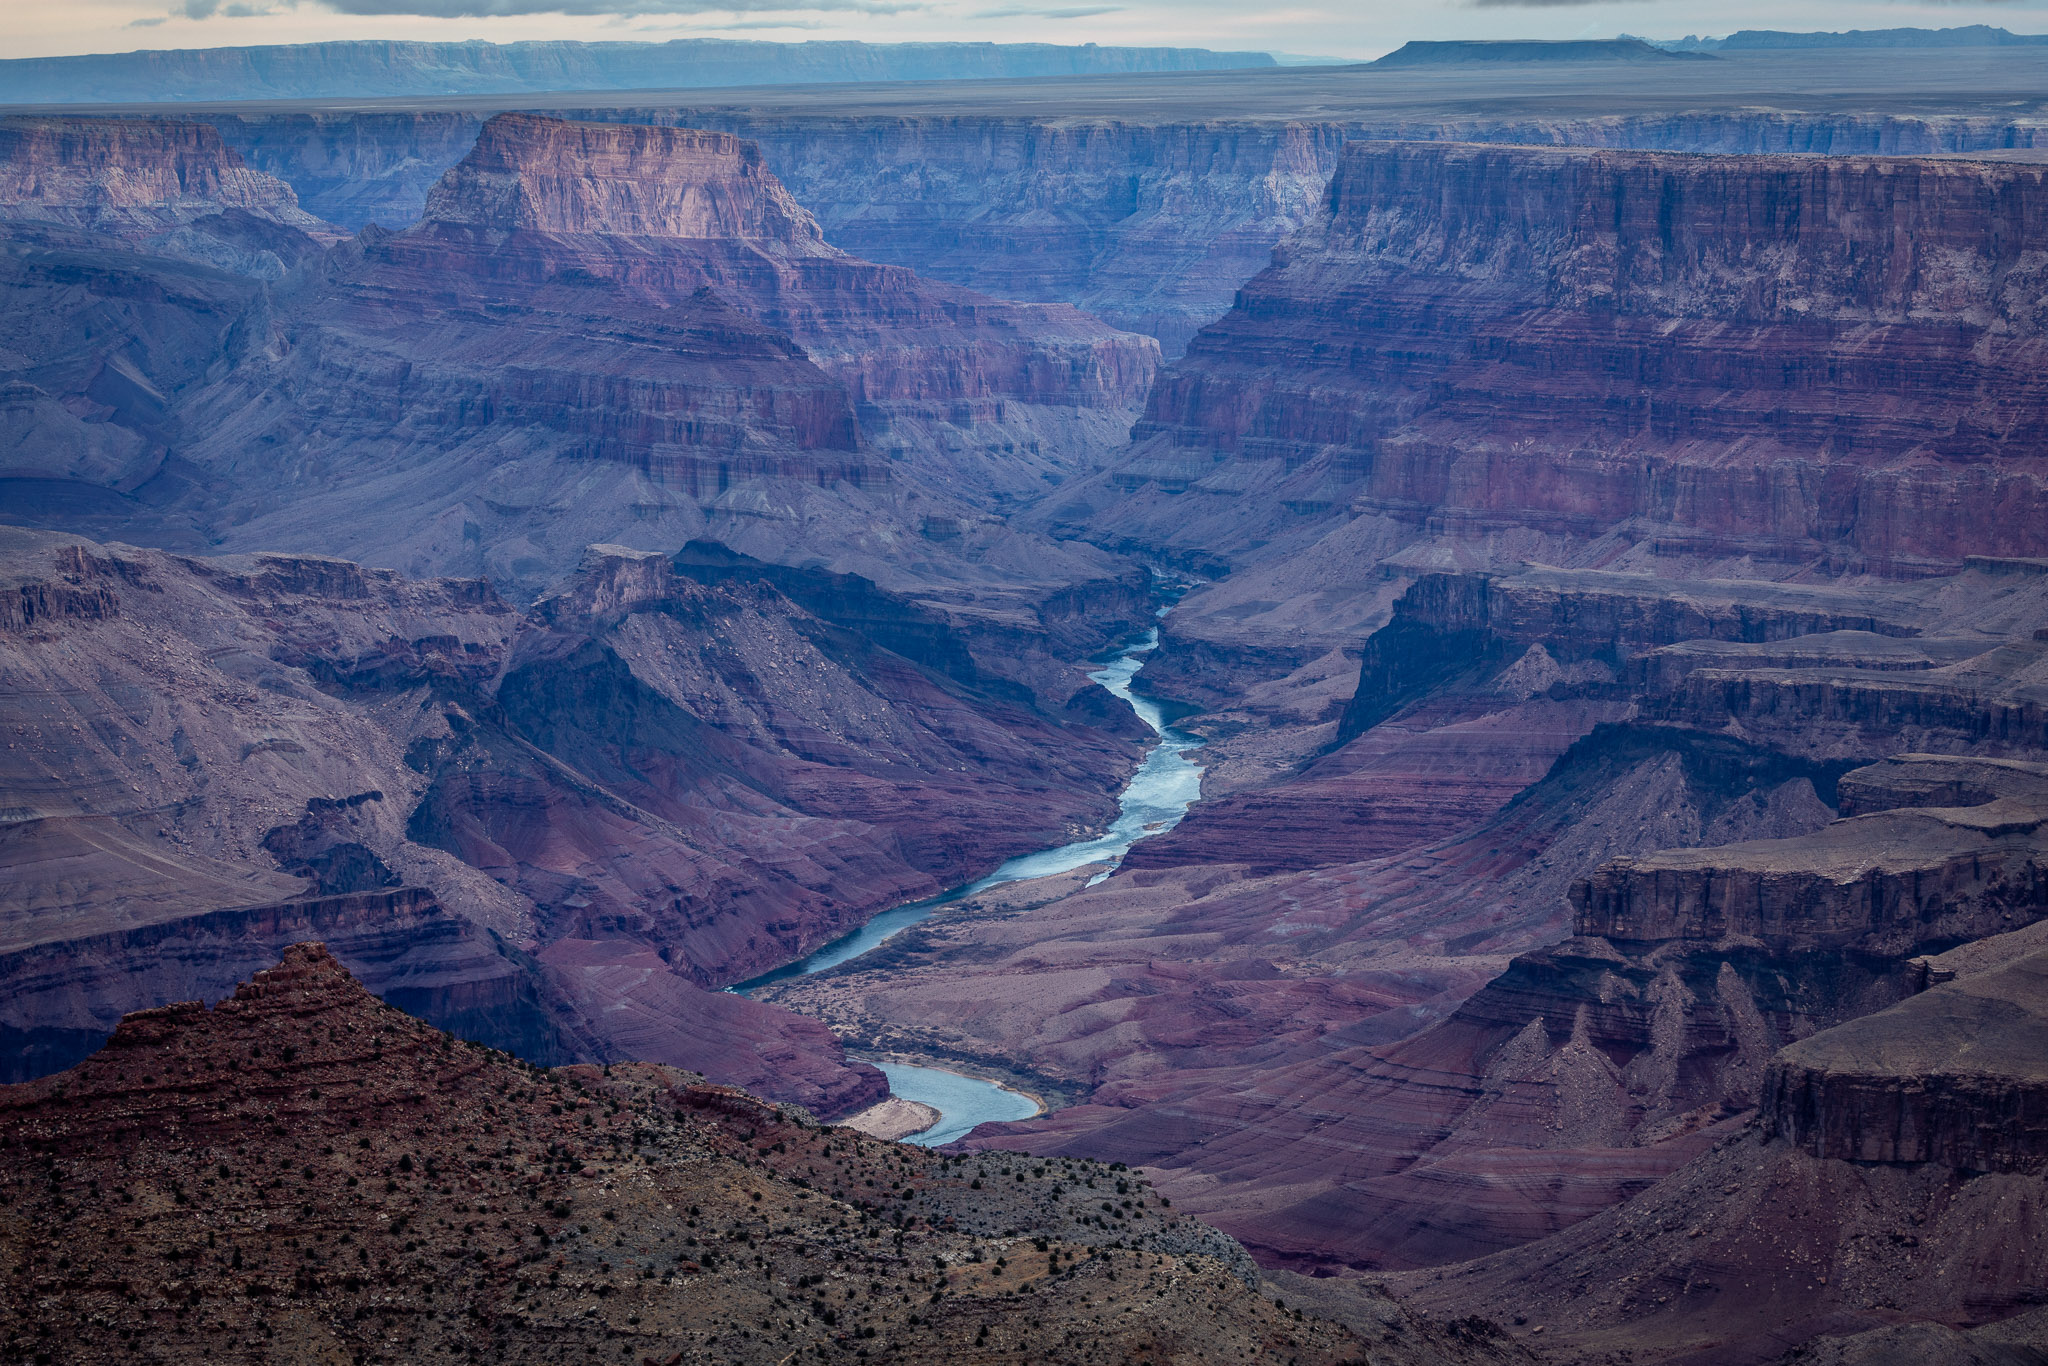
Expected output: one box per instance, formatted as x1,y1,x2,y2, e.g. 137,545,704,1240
0,942,1438,1366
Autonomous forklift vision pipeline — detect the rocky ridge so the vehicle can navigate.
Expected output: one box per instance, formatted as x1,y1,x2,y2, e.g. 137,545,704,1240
0,37,1276,105
188,100,2048,355
0,942,1438,1366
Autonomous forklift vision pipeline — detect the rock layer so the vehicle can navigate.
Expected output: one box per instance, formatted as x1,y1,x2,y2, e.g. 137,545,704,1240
0,117,325,237
1053,142,2048,581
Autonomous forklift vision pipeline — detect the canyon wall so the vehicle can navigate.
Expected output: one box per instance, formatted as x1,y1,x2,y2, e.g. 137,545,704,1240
1053,141,2048,581
928,560,2048,1280
196,107,2048,356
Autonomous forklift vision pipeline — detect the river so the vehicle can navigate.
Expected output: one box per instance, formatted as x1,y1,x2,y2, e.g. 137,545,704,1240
733,624,1204,1146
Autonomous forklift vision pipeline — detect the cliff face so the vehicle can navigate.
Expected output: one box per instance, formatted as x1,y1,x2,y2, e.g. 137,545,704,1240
1574,803,2048,953
1055,142,2048,579
0,117,322,235
0,116,335,286
1765,950,2048,1171
1404,931,2048,1364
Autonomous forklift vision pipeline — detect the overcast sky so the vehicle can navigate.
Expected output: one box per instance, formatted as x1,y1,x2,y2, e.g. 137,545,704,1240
12,0,2048,62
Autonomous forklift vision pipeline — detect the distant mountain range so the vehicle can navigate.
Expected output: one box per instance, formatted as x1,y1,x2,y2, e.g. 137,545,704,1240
1372,38,1708,67
0,37,1276,107
1638,25,2048,52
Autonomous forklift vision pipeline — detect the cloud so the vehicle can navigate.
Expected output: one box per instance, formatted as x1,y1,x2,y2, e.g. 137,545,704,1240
176,0,278,15
126,13,169,23
627,12,829,23
969,4,1119,15
311,0,916,13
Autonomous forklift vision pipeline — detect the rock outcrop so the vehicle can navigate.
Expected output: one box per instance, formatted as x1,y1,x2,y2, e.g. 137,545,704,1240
1401,937,2048,1364
1574,801,2048,954
1764,949,2048,1171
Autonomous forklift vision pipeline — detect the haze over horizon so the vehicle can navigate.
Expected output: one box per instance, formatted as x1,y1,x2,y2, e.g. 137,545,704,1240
14,0,2048,65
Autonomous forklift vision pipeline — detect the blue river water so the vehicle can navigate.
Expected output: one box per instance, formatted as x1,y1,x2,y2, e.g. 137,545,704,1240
732,625,1205,1145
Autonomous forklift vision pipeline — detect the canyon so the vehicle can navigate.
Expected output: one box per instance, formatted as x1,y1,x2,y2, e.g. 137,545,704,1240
0,526,1151,1119
7,39,2048,1366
